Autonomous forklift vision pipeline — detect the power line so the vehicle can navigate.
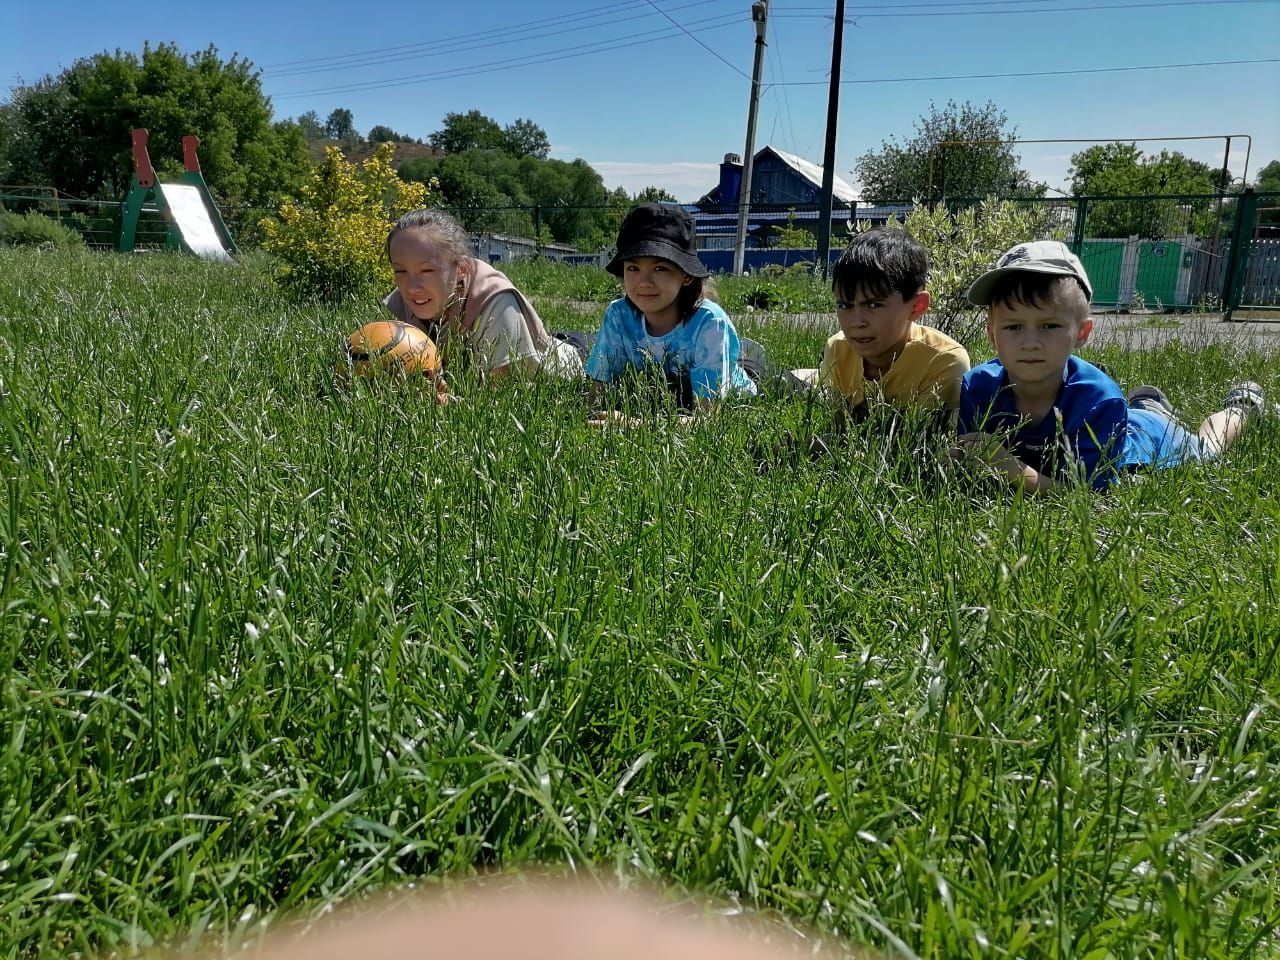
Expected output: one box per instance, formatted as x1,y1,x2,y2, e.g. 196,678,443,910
766,14,800,156
258,0,732,72
774,0,1274,11
644,0,750,79
272,16,744,99
270,3,737,80
771,56,1279,87
773,0,1278,18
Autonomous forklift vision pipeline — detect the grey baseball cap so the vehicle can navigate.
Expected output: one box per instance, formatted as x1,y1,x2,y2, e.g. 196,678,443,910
966,240,1093,304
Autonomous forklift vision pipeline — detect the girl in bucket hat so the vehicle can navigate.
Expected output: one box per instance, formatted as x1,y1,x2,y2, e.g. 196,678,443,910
586,204,756,424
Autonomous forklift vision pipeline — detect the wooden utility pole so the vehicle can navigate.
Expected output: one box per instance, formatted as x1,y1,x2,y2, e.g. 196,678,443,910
815,0,846,278
733,0,769,276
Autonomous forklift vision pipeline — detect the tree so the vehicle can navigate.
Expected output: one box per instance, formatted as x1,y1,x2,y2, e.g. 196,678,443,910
259,143,429,302
367,124,411,144
502,118,550,159
295,110,326,142
400,147,617,247
1069,143,1223,196
0,44,309,206
632,185,678,203
0,103,15,182
1069,143,1225,237
1253,160,1280,225
429,110,507,154
854,100,1038,201
324,108,357,142
1256,160,1280,193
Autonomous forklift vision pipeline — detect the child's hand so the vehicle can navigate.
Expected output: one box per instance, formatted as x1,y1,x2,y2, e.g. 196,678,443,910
434,376,453,405
948,432,1003,463
950,433,1047,491
950,433,1019,472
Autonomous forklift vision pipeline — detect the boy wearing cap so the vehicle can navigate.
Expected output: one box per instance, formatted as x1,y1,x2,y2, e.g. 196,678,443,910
956,240,1267,493
814,230,970,420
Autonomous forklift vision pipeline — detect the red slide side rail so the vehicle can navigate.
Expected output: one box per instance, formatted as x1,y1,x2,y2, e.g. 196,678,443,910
130,128,154,188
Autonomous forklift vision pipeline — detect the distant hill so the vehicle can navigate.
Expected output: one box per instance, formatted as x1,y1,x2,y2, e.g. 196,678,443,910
305,139,445,170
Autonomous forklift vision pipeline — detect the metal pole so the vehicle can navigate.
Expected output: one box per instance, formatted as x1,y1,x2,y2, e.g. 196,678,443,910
815,0,846,278
732,0,768,276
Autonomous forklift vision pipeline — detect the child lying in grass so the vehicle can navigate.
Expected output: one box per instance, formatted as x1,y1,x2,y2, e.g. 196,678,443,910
810,229,970,423
585,204,756,427
383,208,583,381
954,240,1268,493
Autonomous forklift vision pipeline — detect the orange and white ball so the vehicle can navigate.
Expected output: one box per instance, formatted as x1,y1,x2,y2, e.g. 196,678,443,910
340,321,439,379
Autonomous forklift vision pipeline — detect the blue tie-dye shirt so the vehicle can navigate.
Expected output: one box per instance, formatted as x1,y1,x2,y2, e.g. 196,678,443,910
585,298,757,400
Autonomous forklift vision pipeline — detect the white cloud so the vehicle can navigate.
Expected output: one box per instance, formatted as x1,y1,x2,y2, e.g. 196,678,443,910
589,160,721,203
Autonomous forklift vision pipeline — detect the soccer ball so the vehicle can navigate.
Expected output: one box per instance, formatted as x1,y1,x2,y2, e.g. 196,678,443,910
340,321,440,379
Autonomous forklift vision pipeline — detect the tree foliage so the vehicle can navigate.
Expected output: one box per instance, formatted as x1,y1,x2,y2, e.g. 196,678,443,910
429,110,508,154
503,118,550,160
1069,143,1225,196
367,124,413,144
402,115,621,248
324,108,357,142
854,100,1038,202
1256,160,1280,193
427,110,551,160
1251,159,1280,225
632,185,679,204
0,44,309,207
259,142,428,302
295,111,326,142
1069,143,1226,237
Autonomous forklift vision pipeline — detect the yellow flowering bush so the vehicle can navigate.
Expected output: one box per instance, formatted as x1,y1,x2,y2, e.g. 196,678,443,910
260,143,430,302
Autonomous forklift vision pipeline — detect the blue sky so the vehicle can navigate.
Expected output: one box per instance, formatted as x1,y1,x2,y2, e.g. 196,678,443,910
3,0,1277,201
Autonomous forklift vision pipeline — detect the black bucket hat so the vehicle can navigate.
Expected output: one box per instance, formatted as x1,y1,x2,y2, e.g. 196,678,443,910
606,203,709,278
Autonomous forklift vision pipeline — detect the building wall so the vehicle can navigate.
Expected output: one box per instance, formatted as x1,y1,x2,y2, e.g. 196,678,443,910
746,156,822,206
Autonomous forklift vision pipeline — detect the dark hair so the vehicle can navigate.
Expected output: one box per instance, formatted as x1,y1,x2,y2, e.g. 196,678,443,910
386,208,471,262
830,228,929,302
622,261,718,322
987,272,1090,321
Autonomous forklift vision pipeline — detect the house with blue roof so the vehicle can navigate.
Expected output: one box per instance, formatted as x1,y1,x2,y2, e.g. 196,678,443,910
690,148,910,264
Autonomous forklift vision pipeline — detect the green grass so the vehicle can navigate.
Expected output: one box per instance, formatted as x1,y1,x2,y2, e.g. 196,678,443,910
1,248,1278,959
507,256,837,314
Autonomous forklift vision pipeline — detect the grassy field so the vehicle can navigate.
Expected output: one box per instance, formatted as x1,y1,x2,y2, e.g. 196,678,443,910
1,249,1278,958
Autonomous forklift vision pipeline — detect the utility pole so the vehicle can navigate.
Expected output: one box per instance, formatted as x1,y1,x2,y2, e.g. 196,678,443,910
815,0,846,278
733,0,769,276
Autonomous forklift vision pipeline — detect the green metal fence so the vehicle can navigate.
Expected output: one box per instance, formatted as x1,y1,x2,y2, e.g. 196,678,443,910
0,187,271,252
938,190,1278,318
3,187,1276,318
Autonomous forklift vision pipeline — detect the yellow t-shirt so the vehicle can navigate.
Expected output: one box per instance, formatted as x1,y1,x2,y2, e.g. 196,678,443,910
818,323,970,410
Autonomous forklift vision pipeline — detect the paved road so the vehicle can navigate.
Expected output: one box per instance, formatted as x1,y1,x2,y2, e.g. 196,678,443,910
1085,314,1280,353
748,311,1280,353
560,299,1280,353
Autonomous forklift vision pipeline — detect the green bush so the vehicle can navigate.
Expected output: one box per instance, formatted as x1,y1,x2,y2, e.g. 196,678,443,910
865,198,1056,342
0,211,85,249
258,143,429,303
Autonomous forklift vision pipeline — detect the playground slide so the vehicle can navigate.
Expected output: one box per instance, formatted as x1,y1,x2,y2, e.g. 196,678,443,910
158,183,233,261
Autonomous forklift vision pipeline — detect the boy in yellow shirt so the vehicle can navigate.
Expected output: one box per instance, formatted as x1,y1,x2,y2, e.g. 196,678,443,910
815,229,970,418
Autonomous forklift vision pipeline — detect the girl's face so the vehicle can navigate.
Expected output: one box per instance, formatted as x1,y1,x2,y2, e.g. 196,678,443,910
389,228,469,321
622,256,691,329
